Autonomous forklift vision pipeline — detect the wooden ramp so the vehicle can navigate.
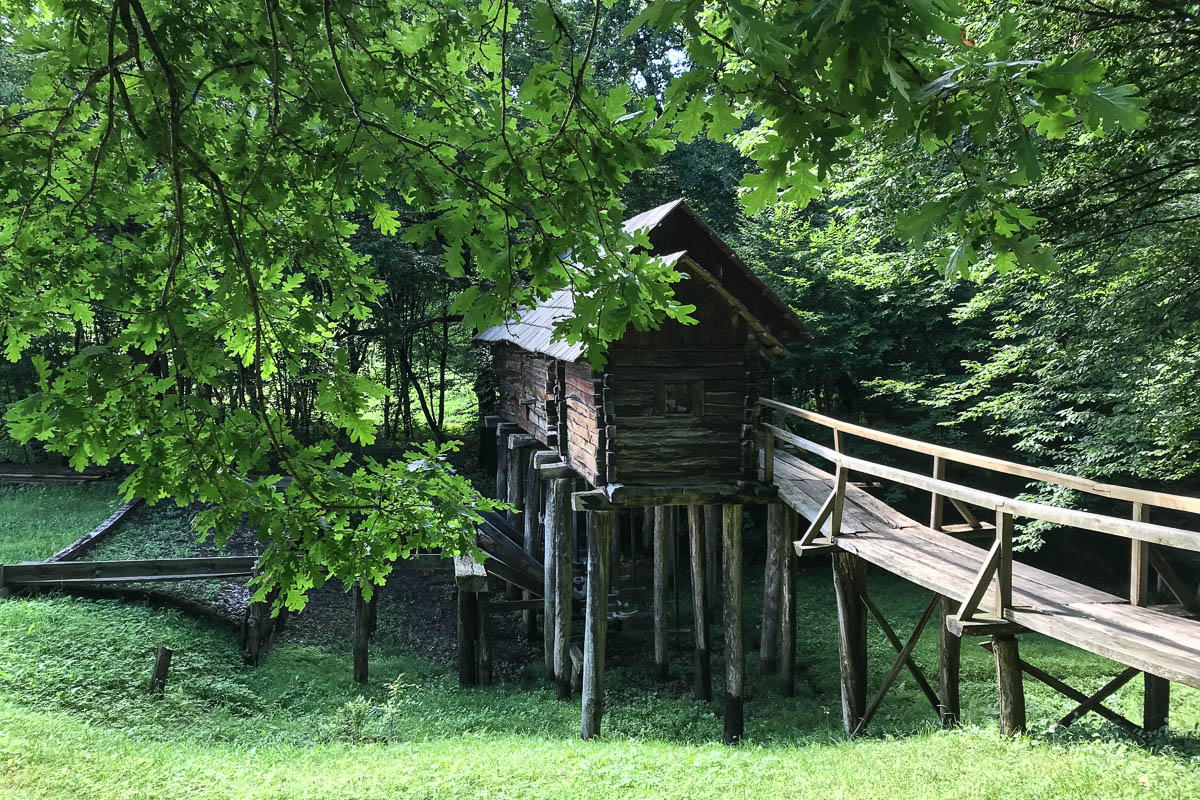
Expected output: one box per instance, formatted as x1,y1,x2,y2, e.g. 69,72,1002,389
772,449,1200,690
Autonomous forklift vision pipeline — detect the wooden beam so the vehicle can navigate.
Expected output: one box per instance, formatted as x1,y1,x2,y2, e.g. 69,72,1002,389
2,556,258,585
722,504,745,745
687,506,711,702
1145,673,1170,732
457,588,478,686
48,498,145,563
760,502,785,674
832,551,867,736
778,506,798,697
992,634,1026,736
572,483,777,511
477,588,493,686
1147,546,1200,613
581,510,613,740
955,538,1002,622
543,474,557,681
704,505,720,615
929,456,946,532
859,589,942,719
852,594,939,736
1130,503,1151,606
1050,666,1139,732
938,595,961,727
653,506,670,681
550,478,573,699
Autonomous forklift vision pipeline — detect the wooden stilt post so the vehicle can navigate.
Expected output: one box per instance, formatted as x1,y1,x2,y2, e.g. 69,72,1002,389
1144,673,1170,732
992,633,1026,736
543,475,557,681
477,588,493,686
760,502,784,673
778,506,798,697
938,595,961,727
705,504,720,615
722,504,745,745
353,586,370,684
832,551,867,736
522,449,540,643
653,505,670,681
455,555,487,687
581,509,613,740
552,478,573,699
495,425,511,504
687,505,711,702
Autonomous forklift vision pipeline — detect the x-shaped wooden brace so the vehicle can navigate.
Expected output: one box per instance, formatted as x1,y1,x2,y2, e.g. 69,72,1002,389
980,640,1142,733
851,592,943,737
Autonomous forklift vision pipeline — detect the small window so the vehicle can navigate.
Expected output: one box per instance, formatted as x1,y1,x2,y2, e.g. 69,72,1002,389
663,382,693,415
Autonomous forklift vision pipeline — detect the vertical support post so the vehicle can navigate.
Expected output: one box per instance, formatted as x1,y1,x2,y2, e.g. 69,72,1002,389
722,504,745,745
653,506,670,681
760,502,784,673
457,588,478,686
778,506,798,698
581,509,613,740
763,430,775,483
930,455,946,531
543,476,557,680
687,506,711,702
522,450,540,643
995,512,1013,617
832,551,867,736
992,633,1026,736
495,426,509,504
148,644,173,695
938,595,961,727
551,478,573,699
476,588,493,686
354,585,370,684
704,504,720,615
1144,673,1170,732
611,509,622,587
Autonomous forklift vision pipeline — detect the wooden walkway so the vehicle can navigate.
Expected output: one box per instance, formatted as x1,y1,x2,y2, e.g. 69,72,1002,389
770,449,1200,690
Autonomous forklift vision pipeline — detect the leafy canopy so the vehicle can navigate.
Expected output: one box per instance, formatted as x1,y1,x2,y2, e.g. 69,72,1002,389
0,0,1145,603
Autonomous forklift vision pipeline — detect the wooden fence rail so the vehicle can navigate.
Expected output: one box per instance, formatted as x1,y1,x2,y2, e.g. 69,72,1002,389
757,398,1200,620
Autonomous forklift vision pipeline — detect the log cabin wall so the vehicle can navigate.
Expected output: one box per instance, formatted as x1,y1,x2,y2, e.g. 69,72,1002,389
604,262,762,487
562,360,605,486
494,344,556,445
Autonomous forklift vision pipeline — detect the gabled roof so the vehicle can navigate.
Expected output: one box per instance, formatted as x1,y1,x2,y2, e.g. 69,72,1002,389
476,199,808,360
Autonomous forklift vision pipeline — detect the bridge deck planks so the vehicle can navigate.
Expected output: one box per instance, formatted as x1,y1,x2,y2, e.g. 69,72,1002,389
766,448,1200,691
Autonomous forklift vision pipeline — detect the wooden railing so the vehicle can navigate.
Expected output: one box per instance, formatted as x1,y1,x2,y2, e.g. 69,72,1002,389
757,397,1200,621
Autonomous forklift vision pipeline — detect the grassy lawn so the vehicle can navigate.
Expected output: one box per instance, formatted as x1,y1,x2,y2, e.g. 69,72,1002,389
0,481,123,563
1,493,1200,798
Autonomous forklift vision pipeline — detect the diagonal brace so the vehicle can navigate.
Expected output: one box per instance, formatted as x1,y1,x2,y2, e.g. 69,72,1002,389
859,589,942,718
852,594,940,736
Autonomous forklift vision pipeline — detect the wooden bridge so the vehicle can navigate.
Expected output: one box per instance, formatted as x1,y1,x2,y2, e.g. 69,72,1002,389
757,397,1200,737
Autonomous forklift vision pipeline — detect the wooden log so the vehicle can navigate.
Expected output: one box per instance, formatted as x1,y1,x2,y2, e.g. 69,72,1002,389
722,504,745,745
581,509,613,740
48,497,145,563
457,588,479,686
147,644,172,695
992,634,1026,736
832,551,867,736
653,506,670,681
543,477,557,681
778,506,797,697
477,589,493,686
552,478,573,699
570,643,584,694
687,506,711,702
353,586,370,683
939,595,961,727
522,449,542,643
454,555,488,593
760,502,784,673
1144,673,1170,731
496,425,511,503
704,504,719,614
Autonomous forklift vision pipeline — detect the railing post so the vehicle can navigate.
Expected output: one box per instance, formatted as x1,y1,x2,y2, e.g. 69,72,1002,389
995,512,1013,618
764,429,775,483
930,455,946,531
1130,502,1151,606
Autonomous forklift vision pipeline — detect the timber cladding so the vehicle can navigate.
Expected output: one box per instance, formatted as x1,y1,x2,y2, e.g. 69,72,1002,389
477,198,808,492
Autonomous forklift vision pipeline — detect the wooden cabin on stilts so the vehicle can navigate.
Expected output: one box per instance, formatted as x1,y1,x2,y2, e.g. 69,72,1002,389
475,199,809,743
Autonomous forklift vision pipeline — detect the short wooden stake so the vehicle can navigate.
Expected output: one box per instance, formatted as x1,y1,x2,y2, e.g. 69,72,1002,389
581,509,613,740
477,588,493,686
652,505,670,681
148,644,172,695
687,506,711,702
457,588,479,686
722,504,745,745
1144,673,1169,731
938,595,961,727
832,551,867,735
992,633,1026,736
552,478,573,699
353,586,370,684
760,502,785,673
778,507,798,697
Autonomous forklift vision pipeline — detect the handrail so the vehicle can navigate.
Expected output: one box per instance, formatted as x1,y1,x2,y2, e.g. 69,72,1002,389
760,422,1200,552
758,397,1200,516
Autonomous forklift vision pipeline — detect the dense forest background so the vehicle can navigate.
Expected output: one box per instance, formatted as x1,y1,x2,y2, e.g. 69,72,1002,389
1,0,1196,501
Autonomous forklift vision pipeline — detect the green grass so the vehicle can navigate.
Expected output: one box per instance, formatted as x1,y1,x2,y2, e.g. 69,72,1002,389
0,481,122,563
2,493,1200,798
